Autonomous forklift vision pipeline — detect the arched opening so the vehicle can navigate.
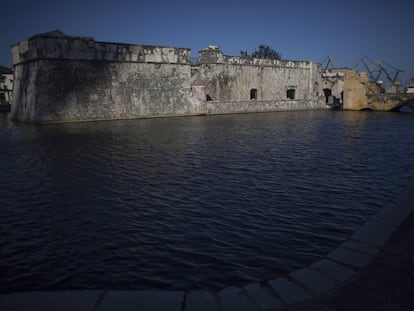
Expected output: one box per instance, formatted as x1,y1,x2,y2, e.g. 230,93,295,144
250,89,258,100
323,88,332,103
287,89,296,100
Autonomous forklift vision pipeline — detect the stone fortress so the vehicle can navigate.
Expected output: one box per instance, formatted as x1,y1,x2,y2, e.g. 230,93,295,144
10,31,326,123
10,30,413,123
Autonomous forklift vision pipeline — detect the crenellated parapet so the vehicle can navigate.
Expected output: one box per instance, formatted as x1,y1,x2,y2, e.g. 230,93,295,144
198,45,312,68
12,30,190,65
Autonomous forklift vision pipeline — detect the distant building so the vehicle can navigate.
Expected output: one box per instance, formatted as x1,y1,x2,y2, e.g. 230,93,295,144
384,82,405,94
0,65,13,108
407,82,414,94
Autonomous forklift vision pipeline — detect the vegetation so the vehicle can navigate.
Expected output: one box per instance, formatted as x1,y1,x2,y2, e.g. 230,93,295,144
240,44,282,60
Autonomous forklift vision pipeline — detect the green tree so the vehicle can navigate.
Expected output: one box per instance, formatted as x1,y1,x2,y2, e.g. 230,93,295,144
240,50,249,58
240,44,282,60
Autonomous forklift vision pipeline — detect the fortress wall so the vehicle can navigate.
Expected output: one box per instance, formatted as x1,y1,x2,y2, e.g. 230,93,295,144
207,99,326,115
11,33,202,123
10,32,326,123
12,60,201,123
196,47,325,110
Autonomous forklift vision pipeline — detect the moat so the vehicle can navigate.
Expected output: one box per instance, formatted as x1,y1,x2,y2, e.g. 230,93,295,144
1,110,413,293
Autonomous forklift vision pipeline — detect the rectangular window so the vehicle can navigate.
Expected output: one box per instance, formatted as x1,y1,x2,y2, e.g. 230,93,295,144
287,89,296,99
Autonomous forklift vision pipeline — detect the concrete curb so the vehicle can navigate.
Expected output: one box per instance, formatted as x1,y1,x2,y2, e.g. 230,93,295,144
1,181,413,311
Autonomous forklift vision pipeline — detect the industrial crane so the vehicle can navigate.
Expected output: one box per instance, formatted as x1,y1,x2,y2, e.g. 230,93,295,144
321,55,336,70
353,56,404,84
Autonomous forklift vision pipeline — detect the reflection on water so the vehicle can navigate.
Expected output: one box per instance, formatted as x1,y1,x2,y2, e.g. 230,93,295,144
0,110,413,292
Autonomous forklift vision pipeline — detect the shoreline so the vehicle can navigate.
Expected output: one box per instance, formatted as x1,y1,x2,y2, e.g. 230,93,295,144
282,180,414,310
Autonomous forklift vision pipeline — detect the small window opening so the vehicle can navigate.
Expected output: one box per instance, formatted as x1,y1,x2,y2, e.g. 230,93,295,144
250,88,258,100
314,82,319,97
287,89,296,99
206,94,213,101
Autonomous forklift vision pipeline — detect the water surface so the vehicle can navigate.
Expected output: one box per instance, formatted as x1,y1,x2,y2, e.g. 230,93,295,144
1,110,413,293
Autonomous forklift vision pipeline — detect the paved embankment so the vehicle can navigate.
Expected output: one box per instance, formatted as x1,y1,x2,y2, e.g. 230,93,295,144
286,180,414,311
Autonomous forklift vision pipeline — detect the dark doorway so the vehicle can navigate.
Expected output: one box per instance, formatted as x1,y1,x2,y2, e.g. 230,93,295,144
323,88,332,103
250,89,258,100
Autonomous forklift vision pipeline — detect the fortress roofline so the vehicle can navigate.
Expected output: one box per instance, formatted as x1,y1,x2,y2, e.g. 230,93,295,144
198,45,316,66
12,30,190,51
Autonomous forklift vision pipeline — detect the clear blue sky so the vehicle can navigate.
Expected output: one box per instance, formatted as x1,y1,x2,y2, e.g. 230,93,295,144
1,0,413,84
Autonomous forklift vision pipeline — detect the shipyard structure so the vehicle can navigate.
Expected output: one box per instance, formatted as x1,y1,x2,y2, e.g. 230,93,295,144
11,31,327,123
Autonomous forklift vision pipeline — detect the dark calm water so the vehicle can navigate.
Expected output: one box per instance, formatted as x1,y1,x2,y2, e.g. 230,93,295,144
1,110,414,293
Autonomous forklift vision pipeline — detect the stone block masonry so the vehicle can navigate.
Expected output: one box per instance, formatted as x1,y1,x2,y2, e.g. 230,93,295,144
194,46,327,115
11,31,203,123
12,60,200,122
11,31,327,123
197,48,321,103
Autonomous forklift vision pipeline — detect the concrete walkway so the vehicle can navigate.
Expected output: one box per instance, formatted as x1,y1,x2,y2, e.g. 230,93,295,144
1,181,413,311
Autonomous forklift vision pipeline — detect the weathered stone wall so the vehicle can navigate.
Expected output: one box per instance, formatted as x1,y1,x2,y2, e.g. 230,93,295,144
11,32,327,123
12,59,204,122
343,70,381,110
11,32,203,123
207,99,326,115
367,93,414,111
196,63,318,102
195,47,325,110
